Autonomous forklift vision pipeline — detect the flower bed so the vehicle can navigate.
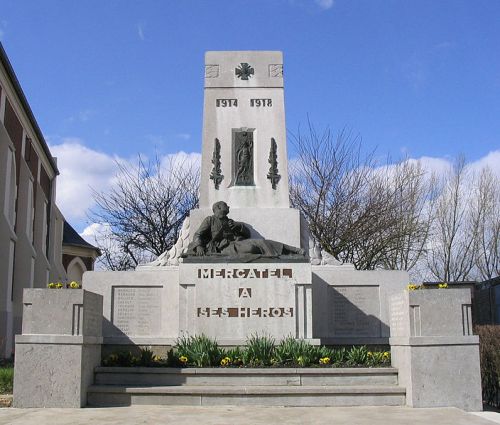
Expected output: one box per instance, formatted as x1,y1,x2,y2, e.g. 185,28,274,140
102,335,390,368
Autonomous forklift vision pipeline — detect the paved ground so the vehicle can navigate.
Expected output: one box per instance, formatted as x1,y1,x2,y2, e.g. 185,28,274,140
0,406,499,425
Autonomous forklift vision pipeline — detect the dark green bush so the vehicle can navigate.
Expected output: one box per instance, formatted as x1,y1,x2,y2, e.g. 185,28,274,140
476,325,500,407
0,366,14,394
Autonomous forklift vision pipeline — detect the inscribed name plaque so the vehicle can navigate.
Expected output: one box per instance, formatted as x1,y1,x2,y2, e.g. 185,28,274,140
330,286,381,337
179,262,313,341
111,286,162,336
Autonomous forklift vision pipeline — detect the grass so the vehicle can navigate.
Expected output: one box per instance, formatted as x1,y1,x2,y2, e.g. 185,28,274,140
0,365,14,394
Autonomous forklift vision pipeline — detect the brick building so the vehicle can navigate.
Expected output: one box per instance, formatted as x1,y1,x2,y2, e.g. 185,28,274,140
0,43,99,358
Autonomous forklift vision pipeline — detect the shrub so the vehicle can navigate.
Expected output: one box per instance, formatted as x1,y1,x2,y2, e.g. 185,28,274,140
224,347,244,366
0,366,14,394
367,350,391,366
331,347,347,366
274,337,319,366
346,345,368,366
138,347,155,367
175,334,223,367
243,334,275,366
476,325,500,407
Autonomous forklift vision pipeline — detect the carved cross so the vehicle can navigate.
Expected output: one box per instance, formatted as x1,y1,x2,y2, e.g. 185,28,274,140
235,63,254,80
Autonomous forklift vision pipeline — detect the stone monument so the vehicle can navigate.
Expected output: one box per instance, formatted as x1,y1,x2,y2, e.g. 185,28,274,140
13,51,483,411
83,51,410,347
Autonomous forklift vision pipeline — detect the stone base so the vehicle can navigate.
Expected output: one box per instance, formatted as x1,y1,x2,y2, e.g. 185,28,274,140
179,262,313,340
389,289,483,412
12,289,103,408
390,336,482,411
84,263,314,344
13,335,101,408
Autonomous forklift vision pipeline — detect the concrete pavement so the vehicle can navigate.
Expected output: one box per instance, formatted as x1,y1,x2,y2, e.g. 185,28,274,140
0,406,499,425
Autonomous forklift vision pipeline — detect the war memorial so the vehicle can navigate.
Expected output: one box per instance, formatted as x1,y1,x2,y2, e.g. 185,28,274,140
12,51,482,411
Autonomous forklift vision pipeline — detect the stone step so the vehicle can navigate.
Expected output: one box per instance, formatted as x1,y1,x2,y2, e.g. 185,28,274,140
87,384,406,407
94,367,399,387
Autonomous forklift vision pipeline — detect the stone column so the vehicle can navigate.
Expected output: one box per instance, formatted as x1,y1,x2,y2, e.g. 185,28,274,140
13,289,102,407
389,288,482,411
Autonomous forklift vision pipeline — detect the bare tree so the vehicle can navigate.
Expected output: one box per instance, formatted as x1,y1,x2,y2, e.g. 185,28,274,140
427,157,478,281
289,124,433,270
472,167,500,280
378,159,437,271
90,154,199,270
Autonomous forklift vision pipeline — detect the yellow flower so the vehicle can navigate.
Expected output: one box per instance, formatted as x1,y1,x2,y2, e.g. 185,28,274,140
220,356,231,367
179,355,188,364
69,281,80,289
48,282,56,288
438,283,448,289
367,352,373,357
153,355,161,362
55,282,63,289
319,357,331,365
383,352,390,358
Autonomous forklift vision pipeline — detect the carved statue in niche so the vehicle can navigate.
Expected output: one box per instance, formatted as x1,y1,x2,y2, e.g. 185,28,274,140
182,201,306,262
234,131,254,186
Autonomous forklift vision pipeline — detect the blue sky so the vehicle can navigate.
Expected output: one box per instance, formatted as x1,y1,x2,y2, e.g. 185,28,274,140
1,1,499,231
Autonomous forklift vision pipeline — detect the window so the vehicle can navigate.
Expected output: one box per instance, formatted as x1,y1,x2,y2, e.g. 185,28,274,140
3,147,17,227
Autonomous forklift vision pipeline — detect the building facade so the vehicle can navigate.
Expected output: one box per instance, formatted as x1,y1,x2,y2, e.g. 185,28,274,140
0,43,98,359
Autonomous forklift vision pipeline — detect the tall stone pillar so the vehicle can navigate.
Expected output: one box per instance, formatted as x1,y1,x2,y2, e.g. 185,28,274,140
190,51,308,249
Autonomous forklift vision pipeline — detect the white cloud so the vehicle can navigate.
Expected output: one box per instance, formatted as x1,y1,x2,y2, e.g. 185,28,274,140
315,0,334,10
137,22,146,41
49,139,120,221
467,150,500,177
50,139,201,224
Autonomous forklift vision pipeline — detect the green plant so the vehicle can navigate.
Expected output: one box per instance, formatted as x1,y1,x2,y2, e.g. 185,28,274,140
367,351,391,366
331,347,347,366
346,345,368,366
166,348,180,367
475,325,500,407
225,347,244,366
102,350,135,367
244,334,275,366
274,336,300,365
175,334,222,367
273,337,329,367
0,366,14,394
138,347,155,367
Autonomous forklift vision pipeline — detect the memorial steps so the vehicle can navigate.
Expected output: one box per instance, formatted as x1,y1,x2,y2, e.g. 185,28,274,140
87,367,406,407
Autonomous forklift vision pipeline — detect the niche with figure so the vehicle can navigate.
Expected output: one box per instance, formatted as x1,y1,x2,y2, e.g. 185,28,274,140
232,129,255,186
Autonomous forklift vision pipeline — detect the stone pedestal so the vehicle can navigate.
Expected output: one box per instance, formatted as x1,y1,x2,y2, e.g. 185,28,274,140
179,262,315,344
13,289,103,408
389,289,482,411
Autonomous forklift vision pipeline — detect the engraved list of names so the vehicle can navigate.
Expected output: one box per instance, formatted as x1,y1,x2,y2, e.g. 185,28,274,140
112,286,162,336
331,286,381,337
